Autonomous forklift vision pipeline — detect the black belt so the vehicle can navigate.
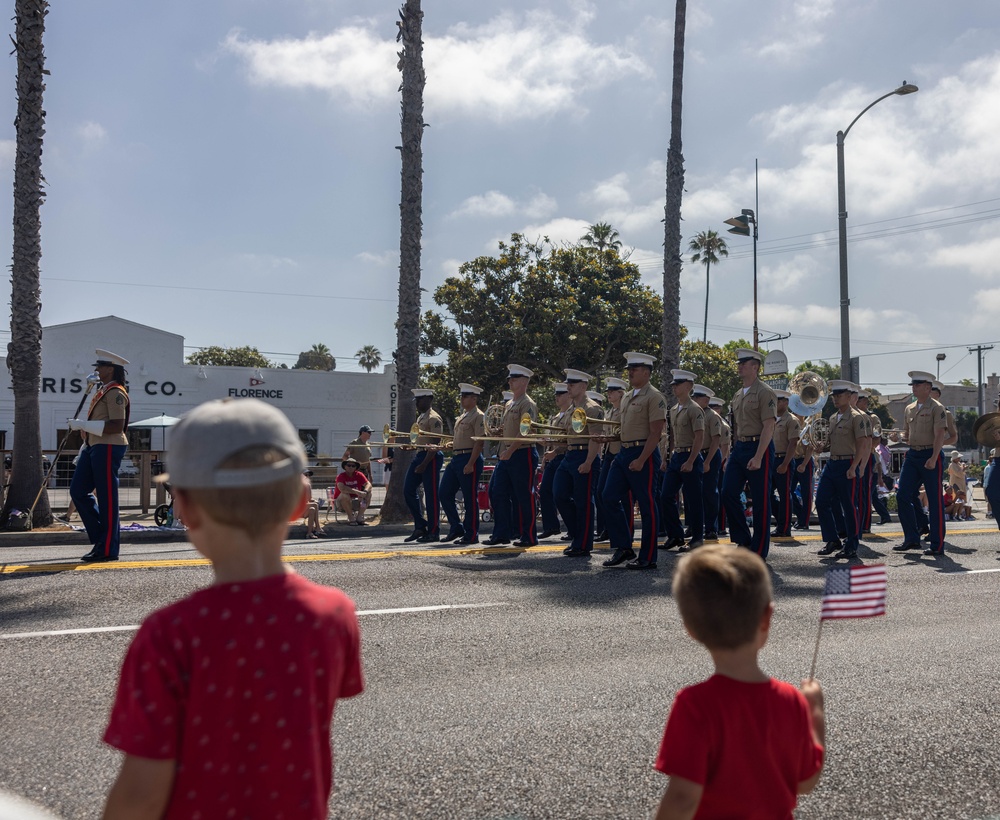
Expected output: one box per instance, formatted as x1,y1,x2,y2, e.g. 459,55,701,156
673,447,692,454
829,455,853,461
452,448,473,454
775,452,786,457
737,435,761,442
621,439,647,448
701,448,710,454
567,445,589,451
909,444,932,450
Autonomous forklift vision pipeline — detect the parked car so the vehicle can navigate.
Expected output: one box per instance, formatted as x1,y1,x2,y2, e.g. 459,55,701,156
118,458,138,477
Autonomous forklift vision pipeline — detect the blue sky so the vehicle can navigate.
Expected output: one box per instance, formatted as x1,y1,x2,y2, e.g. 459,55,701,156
1,0,998,392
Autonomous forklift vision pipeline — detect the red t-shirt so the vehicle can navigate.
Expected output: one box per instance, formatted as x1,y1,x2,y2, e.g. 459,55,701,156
104,572,364,820
655,675,823,820
334,470,370,499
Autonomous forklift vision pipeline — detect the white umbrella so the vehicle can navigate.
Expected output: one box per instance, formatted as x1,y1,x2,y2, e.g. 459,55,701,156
129,413,182,450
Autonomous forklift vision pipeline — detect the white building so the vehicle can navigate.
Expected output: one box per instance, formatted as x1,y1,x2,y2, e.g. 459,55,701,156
0,316,397,470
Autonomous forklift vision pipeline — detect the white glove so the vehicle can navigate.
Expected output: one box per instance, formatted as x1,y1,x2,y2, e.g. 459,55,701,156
68,419,106,436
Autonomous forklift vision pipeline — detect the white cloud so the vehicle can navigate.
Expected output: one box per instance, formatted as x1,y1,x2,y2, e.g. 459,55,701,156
968,287,1000,330
449,189,556,221
234,252,298,270
756,0,835,62
356,250,397,267
511,216,591,248
929,232,1000,279
0,139,14,171
223,9,649,121
524,193,558,221
76,121,108,144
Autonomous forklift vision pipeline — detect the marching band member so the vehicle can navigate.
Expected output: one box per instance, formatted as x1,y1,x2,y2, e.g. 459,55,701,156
721,348,777,559
770,389,801,538
660,371,705,552
596,378,629,543
485,364,539,547
816,381,869,559
893,371,948,557
931,381,959,447
601,351,667,570
856,390,888,531
402,389,444,543
439,384,485,545
709,396,730,537
848,384,873,540
692,387,722,542
554,370,604,556
538,382,571,540
791,426,816,531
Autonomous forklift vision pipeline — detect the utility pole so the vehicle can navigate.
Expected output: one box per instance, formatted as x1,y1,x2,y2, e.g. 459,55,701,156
968,345,994,420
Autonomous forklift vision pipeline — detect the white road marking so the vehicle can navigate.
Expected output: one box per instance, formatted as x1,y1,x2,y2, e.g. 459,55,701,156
951,568,1000,575
0,602,506,640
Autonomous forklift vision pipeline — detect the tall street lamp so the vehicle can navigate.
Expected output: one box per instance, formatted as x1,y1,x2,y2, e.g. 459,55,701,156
725,209,758,349
838,81,918,380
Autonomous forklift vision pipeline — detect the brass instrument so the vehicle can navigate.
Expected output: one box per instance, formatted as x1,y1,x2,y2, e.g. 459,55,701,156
787,371,828,418
871,419,906,439
484,403,506,436
380,423,449,449
800,417,831,450
973,412,1000,446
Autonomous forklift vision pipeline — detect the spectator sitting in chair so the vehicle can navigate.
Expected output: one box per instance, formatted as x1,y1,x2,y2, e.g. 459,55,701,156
302,470,325,539
335,457,373,525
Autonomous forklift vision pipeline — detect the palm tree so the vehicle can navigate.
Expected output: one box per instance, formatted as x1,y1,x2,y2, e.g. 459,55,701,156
580,222,622,253
356,345,382,373
4,0,51,527
661,0,687,397
689,229,729,344
381,0,425,523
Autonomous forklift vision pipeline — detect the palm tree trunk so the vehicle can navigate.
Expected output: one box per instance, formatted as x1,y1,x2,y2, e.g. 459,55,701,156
4,0,51,527
381,0,425,523
661,0,686,403
702,259,711,344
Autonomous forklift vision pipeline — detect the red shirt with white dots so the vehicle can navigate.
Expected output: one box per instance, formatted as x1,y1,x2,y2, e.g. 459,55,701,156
103,572,363,819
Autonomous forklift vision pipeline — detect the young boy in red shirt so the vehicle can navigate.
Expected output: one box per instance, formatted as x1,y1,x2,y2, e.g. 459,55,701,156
655,544,825,820
101,398,364,819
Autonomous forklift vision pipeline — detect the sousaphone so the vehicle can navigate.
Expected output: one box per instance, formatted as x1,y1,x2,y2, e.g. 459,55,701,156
973,412,1000,447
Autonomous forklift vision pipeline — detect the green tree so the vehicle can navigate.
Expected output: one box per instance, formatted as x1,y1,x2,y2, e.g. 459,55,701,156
688,229,729,343
293,343,336,371
421,233,663,405
356,345,382,373
186,346,273,368
958,378,975,387
793,360,842,382
679,339,749,405
955,409,978,450
661,0,687,400
580,222,622,253
4,0,51,527
382,0,425,523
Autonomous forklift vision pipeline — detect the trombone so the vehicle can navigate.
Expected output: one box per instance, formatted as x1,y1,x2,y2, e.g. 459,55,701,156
380,422,453,449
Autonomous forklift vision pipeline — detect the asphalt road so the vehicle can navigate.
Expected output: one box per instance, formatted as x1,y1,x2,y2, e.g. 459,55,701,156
2,521,1000,819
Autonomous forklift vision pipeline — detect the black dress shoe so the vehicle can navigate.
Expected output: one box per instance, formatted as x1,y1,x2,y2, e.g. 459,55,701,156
603,548,636,567
539,529,560,539
80,551,118,563
793,524,811,531
923,548,944,557
564,548,591,557
455,537,479,545
482,537,510,546
626,559,657,570
683,528,693,538
878,518,891,525
404,530,426,543
662,537,686,550
918,527,930,537
771,530,790,537
512,539,537,548
685,539,705,550
705,531,719,540
817,541,841,555
892,542,921,551
560,534,572,541
834,548,858,560
417,533,440,543
441,532,464,543
594,530,610,543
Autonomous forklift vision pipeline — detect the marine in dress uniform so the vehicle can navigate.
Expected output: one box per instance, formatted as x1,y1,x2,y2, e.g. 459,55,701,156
660,371,706,552
485,364,539,547
931,382,959,446
816,381,869,559
892,371,949,556
402,389,445,543
856,391,890,530
709,396,730,536
439,384,486,545
70,349,131,562
721,348,778,559
342,426,374,482
601,351,667,570
596,378,629,543
539,383,571,540
790,427,816,531
692,388,723,541
770,389,802,538
554,370,604,557
847,385,874,539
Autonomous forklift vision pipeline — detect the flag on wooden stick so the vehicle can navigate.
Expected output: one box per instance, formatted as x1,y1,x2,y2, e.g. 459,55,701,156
820,564,888,620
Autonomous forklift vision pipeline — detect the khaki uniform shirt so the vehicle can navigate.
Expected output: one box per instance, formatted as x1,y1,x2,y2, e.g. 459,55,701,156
619,384,667,443
500,394,537,454
566,398,604,448
828,407,868,457
718,414,731,454
86,383,129,447
344,438,372,466
702,407,723,453
772,412,802,455
868,412,882,441
729,380,777,438
452,407,485,450
544,409,570,456
904,397,948,448
415,409,444,446
603,406,623,455
945,408,957,442
669,400,705,450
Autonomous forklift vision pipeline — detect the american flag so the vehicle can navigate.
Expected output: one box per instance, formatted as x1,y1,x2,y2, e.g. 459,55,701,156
820,564,887,620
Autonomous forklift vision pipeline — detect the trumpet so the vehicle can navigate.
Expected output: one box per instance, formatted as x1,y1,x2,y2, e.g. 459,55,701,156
870,419,905,439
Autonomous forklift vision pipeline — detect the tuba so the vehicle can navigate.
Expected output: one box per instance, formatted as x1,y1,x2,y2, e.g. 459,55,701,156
787,371,828,418
484,403,506,436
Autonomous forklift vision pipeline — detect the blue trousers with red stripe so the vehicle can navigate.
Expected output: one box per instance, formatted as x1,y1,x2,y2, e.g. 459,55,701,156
791,457,814,528
539,454,564,535
772,459,795,535
661,451,704,540
404,450,443,535
603,445,660,563
439,452,482,540
488,447,538,543
898,448,945,551
722,440,774,558
71,443,126,559
816,459,859,551
554,450,599,552
701,450,722,534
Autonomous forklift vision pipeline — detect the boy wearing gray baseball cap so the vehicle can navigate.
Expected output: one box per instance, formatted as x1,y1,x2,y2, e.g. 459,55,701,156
101,399,364,819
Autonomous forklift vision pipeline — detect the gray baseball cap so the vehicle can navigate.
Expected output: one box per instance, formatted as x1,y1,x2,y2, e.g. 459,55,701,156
158,398,306,488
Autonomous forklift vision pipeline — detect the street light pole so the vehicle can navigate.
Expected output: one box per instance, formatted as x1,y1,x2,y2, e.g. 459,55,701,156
837,82,919,380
